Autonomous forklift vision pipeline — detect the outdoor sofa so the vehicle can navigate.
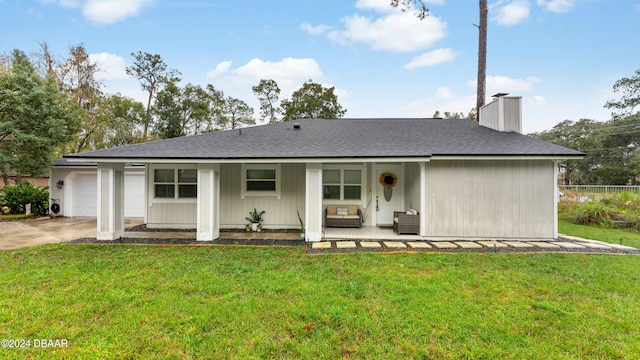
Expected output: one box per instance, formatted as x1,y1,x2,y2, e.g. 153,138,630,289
325,205,362,228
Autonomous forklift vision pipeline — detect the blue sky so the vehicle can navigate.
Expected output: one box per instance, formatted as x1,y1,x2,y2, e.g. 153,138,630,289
1,0,639,133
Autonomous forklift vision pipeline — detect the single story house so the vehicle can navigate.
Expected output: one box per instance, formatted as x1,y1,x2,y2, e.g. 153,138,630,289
60,95,584,241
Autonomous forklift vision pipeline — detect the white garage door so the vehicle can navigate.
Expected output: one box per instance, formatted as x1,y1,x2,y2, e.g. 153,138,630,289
68,172,145,218
70,174,97,217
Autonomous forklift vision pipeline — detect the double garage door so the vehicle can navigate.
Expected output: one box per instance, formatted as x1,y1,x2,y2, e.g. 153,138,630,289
69,173,145,217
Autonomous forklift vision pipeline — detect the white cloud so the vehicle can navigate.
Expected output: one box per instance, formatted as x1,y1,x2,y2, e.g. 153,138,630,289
205,57,324,98
469,75,542,93
327,12,447,52
527,95,546,106
89,52,128,80
206,61,233,78
300,23,331,35
404,48,458,69
83,0,153,25
536,0,577,13
491,0,531,26
392,87,476,118
203,57,345,123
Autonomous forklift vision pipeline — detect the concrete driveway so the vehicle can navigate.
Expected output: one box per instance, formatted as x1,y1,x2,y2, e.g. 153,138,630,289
0,217,139,250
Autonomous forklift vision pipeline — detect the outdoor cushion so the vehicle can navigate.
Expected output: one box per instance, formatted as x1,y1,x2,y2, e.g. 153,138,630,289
336,207,349,216
326,215,360,220
326,205,359,215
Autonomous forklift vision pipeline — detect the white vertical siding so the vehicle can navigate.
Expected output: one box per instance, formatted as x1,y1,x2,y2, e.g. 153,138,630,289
404,163,420,211
147,203,197,228
424,159,555,240
219,163,305,228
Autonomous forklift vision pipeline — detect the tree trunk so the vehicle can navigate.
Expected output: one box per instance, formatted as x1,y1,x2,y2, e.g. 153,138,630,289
476,0,488,122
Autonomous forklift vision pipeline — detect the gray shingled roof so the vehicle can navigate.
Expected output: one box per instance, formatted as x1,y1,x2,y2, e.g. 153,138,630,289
64,118,584,160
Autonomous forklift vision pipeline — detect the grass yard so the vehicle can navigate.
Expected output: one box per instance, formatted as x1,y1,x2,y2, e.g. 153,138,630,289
1,245,639,359
559,220,640,248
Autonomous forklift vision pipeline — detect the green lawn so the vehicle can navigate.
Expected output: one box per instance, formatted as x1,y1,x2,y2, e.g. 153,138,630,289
1,245,639,359
559,220,640,248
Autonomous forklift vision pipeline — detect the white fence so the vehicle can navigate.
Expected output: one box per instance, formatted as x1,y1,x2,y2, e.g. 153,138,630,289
559,185,640,194
559,185,640,202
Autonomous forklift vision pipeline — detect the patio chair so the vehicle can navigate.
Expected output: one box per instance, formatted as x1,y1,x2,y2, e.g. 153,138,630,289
393,210,419,235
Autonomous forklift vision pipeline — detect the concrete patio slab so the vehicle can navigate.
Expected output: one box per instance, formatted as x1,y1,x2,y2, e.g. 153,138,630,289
503,241,535,248
407,242,432,249
454,241,483,249
312,242,332,249
551,242,586,249
0,217,143,250
478,241,509,248
431,242,458,249
527,242,561,249
360,241,382,248
383,241,407,248
336,241,357,249
575,242,612,249
605,243,638,250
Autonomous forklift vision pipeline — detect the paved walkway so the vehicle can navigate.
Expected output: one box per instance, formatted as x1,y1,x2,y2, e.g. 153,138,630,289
308,236,640,255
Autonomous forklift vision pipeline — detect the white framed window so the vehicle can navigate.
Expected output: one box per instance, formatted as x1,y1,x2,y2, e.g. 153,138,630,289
322,166,363,201
241,164,281,199
151,165,197,201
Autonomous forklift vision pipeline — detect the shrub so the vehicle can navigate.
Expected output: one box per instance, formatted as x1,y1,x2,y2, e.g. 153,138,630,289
568,201,618,226
0,182,49,215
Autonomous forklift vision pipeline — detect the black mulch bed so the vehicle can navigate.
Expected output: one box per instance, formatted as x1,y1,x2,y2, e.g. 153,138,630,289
305,240,640,255
125,224,300,234
69,237,306,247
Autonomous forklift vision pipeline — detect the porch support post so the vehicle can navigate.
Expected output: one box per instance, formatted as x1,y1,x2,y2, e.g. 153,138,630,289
553,160,559,239
419,161,427,237
305,163,323,242
96,163,125,240
197,164,220,241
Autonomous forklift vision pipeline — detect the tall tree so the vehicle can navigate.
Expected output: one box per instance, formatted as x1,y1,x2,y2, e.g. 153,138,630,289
390,0,429,19
476,0,488,121
153,82,185,139
605,68,640,116
280,80,346,121
31,42,60,84
0,50,80,183
391,1,487,121
220,97,255,130
252,79,281,123
530,119,604,185
57,44,104,152
126,51,181,140
97,93,146,148
59,44,101,108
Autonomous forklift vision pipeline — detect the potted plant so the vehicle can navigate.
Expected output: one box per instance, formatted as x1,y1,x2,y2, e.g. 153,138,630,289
297,209,305,239
245,208,265,232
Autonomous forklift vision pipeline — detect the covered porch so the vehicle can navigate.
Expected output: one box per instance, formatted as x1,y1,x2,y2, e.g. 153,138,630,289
87,160,428,242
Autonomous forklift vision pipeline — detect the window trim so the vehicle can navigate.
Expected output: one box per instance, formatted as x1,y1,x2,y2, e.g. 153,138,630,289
241,164,281,199
150,164,198,204
322,165,365,203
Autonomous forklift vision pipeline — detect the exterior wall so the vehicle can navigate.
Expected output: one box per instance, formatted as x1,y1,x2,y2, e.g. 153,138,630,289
219,163,305,229
423,159,555,240
404,162,421,212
